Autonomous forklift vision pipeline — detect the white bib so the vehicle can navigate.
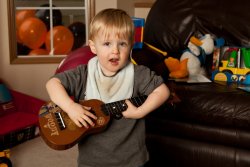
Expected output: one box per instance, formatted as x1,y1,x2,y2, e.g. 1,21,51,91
85,56,134,103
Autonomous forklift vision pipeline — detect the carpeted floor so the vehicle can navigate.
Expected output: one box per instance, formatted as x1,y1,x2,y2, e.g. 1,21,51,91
10,136,78,167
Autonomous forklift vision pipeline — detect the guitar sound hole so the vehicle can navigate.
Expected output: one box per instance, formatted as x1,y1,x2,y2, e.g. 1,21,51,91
89,109,99,123
89,109,96,116
101,105,109,116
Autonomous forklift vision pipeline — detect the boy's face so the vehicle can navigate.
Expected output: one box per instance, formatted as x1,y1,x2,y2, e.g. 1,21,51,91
89,31,132,76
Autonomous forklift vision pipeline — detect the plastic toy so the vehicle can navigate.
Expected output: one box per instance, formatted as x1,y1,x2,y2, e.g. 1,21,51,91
212,37,225,70
180,34,214,76
212,47,250,84
164,57,188,78
241,48,250,68
0,149,11,167
144,42,167,56
132,17,145,49
140,42,183,78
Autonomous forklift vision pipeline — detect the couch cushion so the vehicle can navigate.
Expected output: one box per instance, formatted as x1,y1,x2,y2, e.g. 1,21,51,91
173,82,250,130
0,112,37,135
145,82,250,149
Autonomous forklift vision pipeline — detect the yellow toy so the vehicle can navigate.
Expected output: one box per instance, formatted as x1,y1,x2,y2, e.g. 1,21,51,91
143,42,187,78
165,57,189,78
0,149,11,167
144,42,168,56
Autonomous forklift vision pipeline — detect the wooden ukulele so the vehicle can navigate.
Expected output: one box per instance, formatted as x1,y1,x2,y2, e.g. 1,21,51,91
38,96,147,150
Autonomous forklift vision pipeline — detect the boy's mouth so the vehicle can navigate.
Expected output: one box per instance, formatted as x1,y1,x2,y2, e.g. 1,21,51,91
109,58,119,65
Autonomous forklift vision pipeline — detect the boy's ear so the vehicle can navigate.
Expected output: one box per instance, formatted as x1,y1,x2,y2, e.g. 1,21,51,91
88,40,97,54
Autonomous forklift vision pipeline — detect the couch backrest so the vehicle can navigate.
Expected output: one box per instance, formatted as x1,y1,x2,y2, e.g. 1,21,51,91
55,46,95,73
144,0,250,57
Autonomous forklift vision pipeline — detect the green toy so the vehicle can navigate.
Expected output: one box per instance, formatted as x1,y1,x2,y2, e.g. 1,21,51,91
241,48,250,68
227,50,237,67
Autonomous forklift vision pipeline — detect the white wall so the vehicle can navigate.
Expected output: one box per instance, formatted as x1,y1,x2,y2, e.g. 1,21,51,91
118,0,134,17
95,0,134,16
95,0,117,14
134,8,151,20
0,0,150,101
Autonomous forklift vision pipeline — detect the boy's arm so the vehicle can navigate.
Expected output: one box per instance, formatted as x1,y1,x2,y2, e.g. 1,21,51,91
46,77,97,128
46,77,75,111
123,83,170,119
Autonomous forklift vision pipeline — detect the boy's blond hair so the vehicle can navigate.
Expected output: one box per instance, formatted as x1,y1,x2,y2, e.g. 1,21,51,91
89,8,134,46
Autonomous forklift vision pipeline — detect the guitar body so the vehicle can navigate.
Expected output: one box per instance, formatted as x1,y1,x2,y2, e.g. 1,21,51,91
38,96,147,150
39,99,110,150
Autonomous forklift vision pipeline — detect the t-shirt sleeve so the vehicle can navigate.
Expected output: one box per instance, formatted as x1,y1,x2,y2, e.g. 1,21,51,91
134,65,165,96
53,65,87,101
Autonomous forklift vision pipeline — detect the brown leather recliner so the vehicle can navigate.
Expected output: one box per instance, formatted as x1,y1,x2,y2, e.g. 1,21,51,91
131,0,250,166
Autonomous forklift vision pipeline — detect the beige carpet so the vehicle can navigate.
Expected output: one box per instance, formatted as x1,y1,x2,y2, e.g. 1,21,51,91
9,136,78,167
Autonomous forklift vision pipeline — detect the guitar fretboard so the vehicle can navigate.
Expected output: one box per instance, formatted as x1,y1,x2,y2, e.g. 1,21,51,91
101,95,147,119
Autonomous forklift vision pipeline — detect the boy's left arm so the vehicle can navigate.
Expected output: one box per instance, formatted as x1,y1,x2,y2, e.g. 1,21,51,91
123,83,170,119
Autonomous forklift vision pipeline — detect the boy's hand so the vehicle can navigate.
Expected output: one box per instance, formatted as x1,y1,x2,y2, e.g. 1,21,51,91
66,102,97,128
122,100,145,119
123,84,170,120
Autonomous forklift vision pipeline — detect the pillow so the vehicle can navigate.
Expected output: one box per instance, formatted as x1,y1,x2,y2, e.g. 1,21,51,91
0,83,16,116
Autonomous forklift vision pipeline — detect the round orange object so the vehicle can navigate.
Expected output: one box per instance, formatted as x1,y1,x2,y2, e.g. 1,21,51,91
16,10,36,43
45,26,74,55
18,17,47,49
16,10,36,28
29,48,49,56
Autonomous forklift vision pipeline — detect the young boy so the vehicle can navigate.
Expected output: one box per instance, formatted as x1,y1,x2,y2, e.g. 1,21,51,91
46,8,170,167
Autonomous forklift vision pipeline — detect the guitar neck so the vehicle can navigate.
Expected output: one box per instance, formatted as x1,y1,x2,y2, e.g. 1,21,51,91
101,95,147,119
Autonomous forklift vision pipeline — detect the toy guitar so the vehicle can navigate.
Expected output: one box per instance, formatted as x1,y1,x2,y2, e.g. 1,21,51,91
38,96,147,150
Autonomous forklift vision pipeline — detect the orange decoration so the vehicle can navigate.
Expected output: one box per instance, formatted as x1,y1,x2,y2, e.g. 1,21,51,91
18,17,47,49
45,26,74,55
16,10,36,29
29,48,49,56
15,10,36,43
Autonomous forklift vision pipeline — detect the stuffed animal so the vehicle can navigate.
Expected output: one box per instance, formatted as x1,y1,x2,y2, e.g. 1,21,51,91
180,34,214,76
164,57,188,78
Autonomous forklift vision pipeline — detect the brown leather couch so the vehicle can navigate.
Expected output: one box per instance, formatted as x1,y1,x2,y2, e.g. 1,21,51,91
131,0,250,166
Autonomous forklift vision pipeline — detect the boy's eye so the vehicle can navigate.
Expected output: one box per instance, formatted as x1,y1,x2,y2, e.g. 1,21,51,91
103,42,111,46
120,42,128,47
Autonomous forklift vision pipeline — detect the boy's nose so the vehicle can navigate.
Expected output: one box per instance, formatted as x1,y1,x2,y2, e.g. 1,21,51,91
112,45,119,54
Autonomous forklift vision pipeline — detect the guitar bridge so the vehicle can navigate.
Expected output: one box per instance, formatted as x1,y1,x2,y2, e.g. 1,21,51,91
55,112,66,130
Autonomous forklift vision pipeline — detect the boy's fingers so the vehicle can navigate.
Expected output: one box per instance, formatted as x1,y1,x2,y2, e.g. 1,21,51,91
83,106,91,110
74,119,83,128
81,112,96,127
85,111,97,120
82,106,97,120
78,116,92,128
125,99,132,107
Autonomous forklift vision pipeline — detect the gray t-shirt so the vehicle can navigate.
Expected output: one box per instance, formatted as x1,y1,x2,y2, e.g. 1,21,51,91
54,64,164,167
